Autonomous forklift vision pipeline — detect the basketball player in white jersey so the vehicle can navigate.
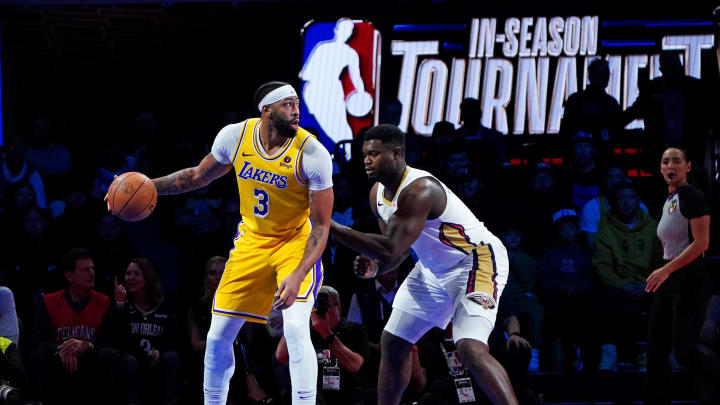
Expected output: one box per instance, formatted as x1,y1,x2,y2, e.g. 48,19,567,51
331,124,518,405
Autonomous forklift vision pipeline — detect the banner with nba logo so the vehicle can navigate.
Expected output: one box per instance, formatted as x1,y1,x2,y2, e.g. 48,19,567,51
299,18,381,158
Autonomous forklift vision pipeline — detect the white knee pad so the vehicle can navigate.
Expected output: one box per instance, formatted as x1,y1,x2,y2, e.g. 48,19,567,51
383,308,436,344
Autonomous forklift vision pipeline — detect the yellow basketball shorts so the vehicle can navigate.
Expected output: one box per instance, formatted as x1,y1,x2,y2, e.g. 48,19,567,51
212,223,323,323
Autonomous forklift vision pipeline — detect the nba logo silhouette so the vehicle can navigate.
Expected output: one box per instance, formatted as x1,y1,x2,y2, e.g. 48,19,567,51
300,18,381,155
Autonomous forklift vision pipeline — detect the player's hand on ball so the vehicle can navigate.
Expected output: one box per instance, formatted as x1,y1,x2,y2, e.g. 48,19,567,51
353,255,378,279
274,270,304,310
103,175,119,212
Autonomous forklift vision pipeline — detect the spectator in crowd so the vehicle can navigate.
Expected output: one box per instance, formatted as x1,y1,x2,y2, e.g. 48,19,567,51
187,256,226,403
25,114,72,177
622,51,712,172
0,287,20,347
500,227,543,372
90,140,135,200
0,135,47,209
9,207,65,313
579,166,649,250
592,181,662,371
564,136,603,211
537,209,594,373
697,295,720,402
276,286,373,405
114,258,182,405
560,58,621,158
29,248,121,405
0,293,25,402
456,98,507,168
91,214,136,297
515,164,570,256
487,293,540,405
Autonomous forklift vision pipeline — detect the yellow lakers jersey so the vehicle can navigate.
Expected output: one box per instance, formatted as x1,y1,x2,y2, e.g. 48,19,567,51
231,118,313,236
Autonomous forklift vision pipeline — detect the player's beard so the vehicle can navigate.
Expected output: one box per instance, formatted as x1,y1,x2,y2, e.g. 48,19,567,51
271,114,297,138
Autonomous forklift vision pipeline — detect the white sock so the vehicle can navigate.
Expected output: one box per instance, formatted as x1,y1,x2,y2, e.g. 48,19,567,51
204,314,245,405
282,299,317,404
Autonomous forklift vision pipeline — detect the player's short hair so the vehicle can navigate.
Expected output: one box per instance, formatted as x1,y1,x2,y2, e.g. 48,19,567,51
62,248,93,273
364,124,405,151
254,81,292,110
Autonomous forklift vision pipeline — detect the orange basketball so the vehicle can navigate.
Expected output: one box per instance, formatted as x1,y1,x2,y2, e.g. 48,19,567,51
107,172,157,222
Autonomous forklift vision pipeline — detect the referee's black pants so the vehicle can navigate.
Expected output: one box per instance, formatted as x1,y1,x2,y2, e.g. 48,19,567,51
644,258,712,405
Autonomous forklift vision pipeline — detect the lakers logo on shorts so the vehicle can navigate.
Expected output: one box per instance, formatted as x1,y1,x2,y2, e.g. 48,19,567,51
466,292,496,310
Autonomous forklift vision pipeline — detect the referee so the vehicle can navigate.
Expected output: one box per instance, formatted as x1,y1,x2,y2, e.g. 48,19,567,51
644,147,712,404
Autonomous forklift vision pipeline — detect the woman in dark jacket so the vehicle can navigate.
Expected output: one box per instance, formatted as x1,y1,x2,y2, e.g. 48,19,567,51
115,258,182,405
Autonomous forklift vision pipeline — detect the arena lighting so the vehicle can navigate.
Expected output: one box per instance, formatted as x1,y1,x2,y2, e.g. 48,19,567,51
602,19,713,27
601,40,657,47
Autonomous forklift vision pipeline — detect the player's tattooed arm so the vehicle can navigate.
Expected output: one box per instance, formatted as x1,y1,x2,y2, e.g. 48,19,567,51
152,153,232,195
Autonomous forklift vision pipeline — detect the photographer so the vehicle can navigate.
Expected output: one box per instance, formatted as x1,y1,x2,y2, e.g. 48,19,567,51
276,285,374,405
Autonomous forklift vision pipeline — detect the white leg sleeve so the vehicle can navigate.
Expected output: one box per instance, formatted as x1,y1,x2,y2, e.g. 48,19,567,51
204,314,245,405
282,298,317,404
383,308,436,344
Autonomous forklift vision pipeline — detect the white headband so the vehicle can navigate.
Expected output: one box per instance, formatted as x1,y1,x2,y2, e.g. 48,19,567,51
257,85,298,112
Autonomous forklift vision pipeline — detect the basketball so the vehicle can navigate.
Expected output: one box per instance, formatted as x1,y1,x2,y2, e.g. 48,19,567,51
107,172,157,222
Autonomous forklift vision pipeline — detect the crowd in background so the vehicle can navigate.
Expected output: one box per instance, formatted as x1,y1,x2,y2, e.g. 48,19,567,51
0,54,718,405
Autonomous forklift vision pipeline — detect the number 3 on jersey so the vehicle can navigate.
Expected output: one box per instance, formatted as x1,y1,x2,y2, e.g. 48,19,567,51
254,188,269,218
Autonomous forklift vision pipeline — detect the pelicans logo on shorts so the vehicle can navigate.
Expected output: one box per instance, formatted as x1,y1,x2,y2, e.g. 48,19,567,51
299,18,381,156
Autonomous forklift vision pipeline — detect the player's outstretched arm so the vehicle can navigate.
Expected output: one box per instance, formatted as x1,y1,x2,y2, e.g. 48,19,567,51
152,153,232,196
331,178,437,264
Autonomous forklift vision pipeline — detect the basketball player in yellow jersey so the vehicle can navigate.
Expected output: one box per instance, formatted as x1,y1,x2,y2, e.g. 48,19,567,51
149,82,334,405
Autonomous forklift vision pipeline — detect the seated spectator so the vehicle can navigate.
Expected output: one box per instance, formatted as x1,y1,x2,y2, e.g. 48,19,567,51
0,135,47,209
0,287,20,346
187,256,225,403
25,114,72,177
29,248,121,405
500,227,543,372
9,207,65,319
91,214,136,296
697,295,720,402
579,166,649,249
537,210,594,373
0,299,25,402
487,292,541,405
114,258,182,405
563,136,603,211
593,181,660,371
276,286,373,405
89,140,135,200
